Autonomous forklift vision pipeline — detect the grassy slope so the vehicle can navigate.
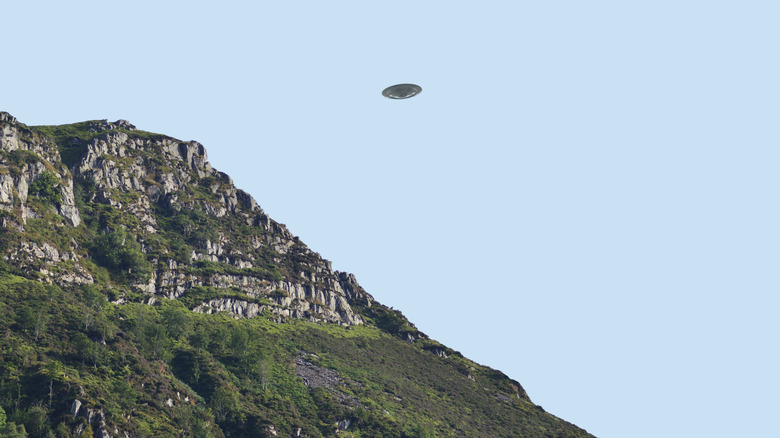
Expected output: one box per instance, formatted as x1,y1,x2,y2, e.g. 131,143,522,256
0,120,593,437
0,274,591,437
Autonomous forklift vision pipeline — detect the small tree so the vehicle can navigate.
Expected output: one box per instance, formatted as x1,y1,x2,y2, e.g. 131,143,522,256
74,333,97,367
133,306,171,361
259,359,272,392
229,326,250,364
18,307,50,342
209,387,239,422
54,422,70,438
81,424,94,438
192,417,215,438
80,285,105,331
91,228,152,282
41,360,65,406
161,306,193,340
32,310,49,342
21,404,50,437
0,422,28,438
29,171,63,205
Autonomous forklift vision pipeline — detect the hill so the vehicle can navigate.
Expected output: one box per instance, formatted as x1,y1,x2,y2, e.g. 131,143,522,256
0,112,593,437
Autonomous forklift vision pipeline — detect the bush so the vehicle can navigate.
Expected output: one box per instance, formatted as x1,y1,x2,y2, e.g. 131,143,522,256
7,149,42,166
0,422,28,437
19,404,50,437
373,306,416,336
28,171,63,205
90,228,152,282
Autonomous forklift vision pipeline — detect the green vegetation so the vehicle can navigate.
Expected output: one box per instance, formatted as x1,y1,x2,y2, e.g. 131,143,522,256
0,274,590,437
0,117,593,437
90,227,153,283
6,149,42,167
28,171,63,205
0,406,27,437
177,286,260,309
33,122,100,167
33,120,167,168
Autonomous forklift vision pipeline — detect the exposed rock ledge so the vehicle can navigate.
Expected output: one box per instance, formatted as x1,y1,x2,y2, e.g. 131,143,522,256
193,296,362,326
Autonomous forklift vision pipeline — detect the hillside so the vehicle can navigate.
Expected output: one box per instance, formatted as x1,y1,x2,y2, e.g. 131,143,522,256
0,112,594,437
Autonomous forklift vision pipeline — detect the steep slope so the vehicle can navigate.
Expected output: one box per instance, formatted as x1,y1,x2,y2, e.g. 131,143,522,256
0,112,593,437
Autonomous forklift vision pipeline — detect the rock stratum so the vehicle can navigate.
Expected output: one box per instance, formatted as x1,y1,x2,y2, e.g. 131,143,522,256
0,112,593,437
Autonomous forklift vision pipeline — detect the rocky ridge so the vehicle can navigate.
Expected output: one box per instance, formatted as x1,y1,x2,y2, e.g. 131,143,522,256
0,112,595,438
0,111,370,326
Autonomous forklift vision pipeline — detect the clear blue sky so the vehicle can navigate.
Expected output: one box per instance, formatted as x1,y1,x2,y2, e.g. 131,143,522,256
4,2,779,437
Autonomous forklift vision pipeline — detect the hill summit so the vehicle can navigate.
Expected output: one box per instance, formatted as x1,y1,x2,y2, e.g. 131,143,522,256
0,112,593,437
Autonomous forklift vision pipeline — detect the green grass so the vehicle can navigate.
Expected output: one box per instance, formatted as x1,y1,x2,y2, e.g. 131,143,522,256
0,275,592,437
33,122,101,167
32,122,167,168
0,119,594,438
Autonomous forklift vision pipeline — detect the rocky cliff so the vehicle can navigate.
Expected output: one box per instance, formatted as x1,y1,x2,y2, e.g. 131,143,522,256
0,112,593,438
0,111,369,326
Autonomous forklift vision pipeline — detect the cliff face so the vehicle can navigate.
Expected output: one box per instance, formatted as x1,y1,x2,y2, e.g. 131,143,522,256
0,111,369,326
0,112,593,438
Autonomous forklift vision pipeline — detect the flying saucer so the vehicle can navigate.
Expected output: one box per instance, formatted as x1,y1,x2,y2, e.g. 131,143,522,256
382,84,422,99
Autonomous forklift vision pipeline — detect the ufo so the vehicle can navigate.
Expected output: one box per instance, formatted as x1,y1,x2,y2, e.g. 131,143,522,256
382,83,422,99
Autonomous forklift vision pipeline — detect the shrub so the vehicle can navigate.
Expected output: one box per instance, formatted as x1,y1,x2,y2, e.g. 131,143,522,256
28,171,63,205
7,149,42,166
90,228,152,282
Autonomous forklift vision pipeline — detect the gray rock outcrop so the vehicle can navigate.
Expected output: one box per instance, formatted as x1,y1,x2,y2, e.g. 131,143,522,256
0,112,373,326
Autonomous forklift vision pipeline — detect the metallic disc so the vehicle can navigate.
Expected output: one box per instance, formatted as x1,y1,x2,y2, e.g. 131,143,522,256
382,84,422,99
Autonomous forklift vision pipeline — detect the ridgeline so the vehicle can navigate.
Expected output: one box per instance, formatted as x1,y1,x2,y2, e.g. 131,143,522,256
0,112,593,437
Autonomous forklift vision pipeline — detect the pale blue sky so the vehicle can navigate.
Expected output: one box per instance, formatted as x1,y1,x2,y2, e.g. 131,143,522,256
4,2,779,437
